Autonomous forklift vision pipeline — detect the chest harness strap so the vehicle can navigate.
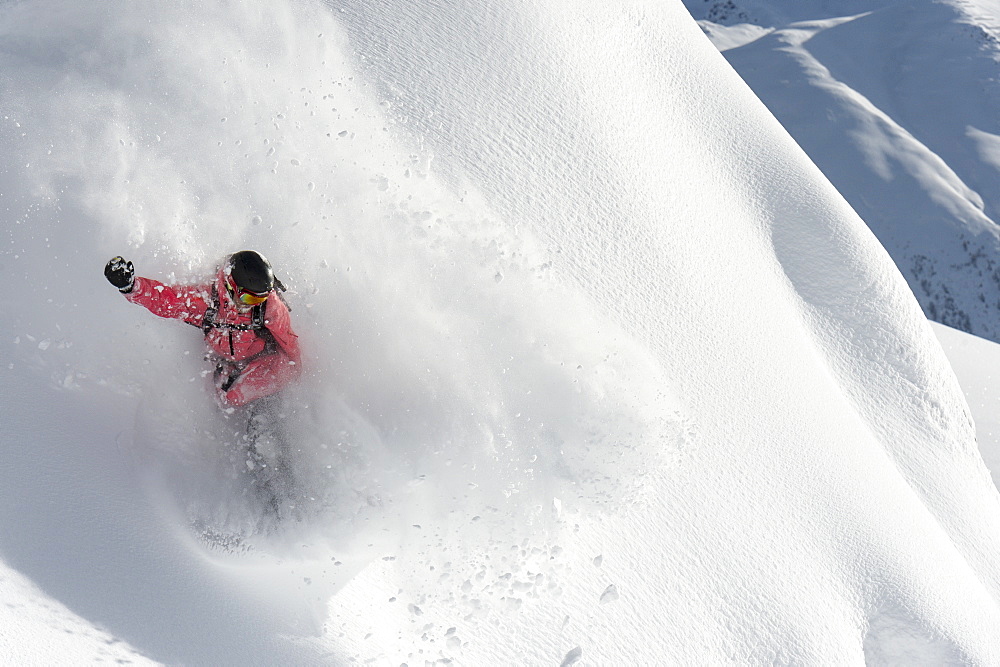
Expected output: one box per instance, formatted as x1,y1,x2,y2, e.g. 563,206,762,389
200,284,280,391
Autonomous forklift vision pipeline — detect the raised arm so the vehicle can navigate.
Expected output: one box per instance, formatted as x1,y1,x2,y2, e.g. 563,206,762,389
105,256,210,327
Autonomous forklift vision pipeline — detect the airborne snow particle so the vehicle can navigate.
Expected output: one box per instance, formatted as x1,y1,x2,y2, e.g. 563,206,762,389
561,646,582,666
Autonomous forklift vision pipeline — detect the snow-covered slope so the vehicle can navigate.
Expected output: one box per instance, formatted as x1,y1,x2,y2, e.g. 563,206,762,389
686,0,1000,342
2,0,999,663
933,321,1000,491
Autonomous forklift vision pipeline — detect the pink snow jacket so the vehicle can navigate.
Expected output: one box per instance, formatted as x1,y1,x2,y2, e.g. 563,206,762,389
124,270,302,407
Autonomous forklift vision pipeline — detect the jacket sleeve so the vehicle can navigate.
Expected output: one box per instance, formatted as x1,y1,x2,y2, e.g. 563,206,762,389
124,277,210,327
261,295,301,364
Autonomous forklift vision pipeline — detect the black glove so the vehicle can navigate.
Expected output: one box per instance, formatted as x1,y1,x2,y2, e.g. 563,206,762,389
105,256,135,293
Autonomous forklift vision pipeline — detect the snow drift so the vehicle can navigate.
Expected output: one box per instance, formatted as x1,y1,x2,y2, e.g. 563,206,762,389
1,0,999,663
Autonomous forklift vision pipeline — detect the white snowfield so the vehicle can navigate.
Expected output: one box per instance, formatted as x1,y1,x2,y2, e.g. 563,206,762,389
1,0,999,665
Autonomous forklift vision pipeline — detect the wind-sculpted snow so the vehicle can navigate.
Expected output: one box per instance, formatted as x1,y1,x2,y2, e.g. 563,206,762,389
1,0,1000,664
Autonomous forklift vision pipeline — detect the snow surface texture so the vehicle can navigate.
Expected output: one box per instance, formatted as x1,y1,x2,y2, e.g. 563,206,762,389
1,0,999,663
686,0,1000,343
935,322,1000,491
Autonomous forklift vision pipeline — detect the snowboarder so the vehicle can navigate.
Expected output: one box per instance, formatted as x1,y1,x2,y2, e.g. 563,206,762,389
103,250,302,407
105,250,303,521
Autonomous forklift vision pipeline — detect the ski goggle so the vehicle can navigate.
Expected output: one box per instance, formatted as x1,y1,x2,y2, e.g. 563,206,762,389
226,277,269,305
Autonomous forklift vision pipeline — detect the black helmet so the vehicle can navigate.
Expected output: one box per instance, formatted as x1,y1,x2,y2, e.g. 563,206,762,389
227,250,274,294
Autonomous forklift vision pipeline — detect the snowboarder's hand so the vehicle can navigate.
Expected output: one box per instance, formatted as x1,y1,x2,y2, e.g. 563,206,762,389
105,256,135,293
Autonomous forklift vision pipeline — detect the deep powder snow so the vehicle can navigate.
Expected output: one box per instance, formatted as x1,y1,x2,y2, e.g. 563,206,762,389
1,0,999,664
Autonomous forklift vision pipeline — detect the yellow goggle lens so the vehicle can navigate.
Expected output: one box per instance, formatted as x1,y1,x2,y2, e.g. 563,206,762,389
238,290,268,306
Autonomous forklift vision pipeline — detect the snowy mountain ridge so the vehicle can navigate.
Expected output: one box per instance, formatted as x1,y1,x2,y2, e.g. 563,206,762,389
686,0,1000,343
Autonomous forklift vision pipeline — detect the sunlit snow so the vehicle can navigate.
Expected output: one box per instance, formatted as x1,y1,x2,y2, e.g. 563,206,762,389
1,0,999,664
